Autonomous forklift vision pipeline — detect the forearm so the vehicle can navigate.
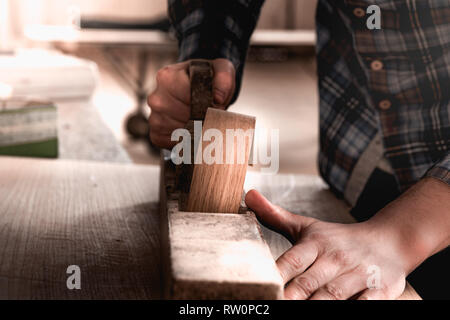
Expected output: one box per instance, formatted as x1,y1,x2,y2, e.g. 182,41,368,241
367,177,450,275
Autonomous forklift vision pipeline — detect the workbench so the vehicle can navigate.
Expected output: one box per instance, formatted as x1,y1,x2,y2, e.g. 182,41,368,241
0,84,419,299
0,156,419,299
57,100,131,163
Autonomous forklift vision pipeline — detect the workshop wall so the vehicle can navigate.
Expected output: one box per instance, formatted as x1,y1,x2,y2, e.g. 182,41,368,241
10,0,317,41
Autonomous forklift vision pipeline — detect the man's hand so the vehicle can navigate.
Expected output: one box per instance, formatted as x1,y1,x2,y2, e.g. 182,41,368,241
147,58,236,149
246,177,450,300
245,190,412,300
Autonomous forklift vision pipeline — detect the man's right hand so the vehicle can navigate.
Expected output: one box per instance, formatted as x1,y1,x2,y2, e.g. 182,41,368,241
147,58,236,149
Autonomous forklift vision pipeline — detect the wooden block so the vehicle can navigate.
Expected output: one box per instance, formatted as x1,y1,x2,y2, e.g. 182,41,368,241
186,108,255,213
177,60,255,213
160,153,283,299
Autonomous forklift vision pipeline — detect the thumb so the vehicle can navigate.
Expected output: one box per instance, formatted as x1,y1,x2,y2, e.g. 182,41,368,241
245,190,314,244
212,58,236,108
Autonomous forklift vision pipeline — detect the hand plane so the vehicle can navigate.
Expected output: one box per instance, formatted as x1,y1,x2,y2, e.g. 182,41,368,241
159,60,283,299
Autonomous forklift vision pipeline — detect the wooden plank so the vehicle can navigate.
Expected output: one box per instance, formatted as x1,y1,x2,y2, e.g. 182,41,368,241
0,157,160,299
187,108,255,213
57,100,131,163
0,156,420,299
160,155,283,299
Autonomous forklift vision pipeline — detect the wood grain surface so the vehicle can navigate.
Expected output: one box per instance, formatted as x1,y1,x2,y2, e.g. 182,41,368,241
57,100,131,163
187,108,256,213
0,157,159,299
0,156,420,299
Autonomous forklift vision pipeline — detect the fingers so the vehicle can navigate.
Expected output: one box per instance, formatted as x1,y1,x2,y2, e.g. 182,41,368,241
148,93,190,148
148,62,191,148
284,257,343,300
309,272,367,300
212,58,236,108
148,86,190,123
245,190,315,243
151,112,186,133
358,288,390,300
276,242,318,284
148,59,236,149
358,278,406,300
156,61,191,105
150,132,174,149
156,58,235,108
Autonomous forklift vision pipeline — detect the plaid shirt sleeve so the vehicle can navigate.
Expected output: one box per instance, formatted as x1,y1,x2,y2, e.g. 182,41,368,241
425,152,450,186
168,0,265,103
317,0,450,196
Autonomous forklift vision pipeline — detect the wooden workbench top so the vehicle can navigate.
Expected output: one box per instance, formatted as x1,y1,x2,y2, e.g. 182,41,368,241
0,157,419,299
57,100,131,164
0,157,159,299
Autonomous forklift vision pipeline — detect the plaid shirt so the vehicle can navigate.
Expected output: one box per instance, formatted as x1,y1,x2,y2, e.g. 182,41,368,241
168,0,450,198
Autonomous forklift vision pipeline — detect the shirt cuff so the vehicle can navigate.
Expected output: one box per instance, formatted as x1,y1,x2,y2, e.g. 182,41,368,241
177,32,243,74
168,1,264,105
424,152,450,186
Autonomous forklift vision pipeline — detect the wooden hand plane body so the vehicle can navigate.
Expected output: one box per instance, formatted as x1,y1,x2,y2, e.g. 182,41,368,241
159,60,283,299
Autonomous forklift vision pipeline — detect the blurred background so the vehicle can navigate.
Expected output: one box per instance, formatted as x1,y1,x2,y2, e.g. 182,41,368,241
1,0,319,174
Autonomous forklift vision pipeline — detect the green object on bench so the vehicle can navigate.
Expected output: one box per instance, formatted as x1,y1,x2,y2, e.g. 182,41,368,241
0,139,58,158
0,99,58,158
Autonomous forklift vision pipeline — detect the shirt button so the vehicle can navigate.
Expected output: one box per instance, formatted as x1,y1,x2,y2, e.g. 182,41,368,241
379,100,392,110
371,60,384,71
353,7,366,18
